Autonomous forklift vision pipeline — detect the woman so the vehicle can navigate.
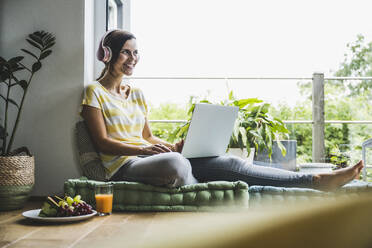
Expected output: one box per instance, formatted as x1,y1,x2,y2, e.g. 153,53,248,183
81,29,363,191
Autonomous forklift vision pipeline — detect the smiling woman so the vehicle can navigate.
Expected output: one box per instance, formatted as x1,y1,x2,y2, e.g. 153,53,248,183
80,29,365,192
96,30,138,81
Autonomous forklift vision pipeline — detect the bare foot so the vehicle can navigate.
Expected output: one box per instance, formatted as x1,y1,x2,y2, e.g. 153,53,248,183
313,160,364,191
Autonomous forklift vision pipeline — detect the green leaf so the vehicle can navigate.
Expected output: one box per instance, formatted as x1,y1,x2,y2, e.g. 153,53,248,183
29,33,44,46
41,32,52,41
21,49,38,60
34,30,44,37
277,140,287,157
32,61,42,72
46,37,56,45
8,56,24,64
187,104,195,116
228,91,234,101
245,145,252,156
0,124,7,139
40,50,52,60
248,130,261,139
42,33,51,41
0,70,10,81
11,66,25,73
237,132,244,149
176,123,190,139
44,35,56,45
234,98,262,109
261,103,270,113
42,32,56,46
43,41,55,51
18,80,28,90
26,38,42,50
239,127,248,148
233,120,240,141
265,125,272,146
8,98,19,108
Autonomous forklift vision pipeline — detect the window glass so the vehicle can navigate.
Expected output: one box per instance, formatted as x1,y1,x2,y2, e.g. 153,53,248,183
107,0,118,29
128,0,372,171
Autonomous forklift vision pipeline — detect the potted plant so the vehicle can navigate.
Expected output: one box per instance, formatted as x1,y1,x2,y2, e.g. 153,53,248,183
0,31,55,210
172,91,289,161
329,145,349,169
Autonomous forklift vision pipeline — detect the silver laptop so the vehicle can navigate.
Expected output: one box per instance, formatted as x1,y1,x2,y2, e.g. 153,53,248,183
181,103,239,158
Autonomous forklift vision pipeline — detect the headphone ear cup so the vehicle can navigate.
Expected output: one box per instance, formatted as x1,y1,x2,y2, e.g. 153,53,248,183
96,43,105,61
102,46,111,63
97,29,117,62
105,46,112,63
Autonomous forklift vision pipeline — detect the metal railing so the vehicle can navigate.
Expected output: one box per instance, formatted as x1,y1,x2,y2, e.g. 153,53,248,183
148,120,372,124
130,73,372,170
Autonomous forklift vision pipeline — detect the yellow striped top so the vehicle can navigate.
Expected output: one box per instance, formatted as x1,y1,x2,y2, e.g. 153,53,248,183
81,82,151,178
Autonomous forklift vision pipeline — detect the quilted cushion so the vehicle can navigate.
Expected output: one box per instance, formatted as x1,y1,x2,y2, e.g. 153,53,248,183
64,178,249,211
75,121,107,181
248,180,372,208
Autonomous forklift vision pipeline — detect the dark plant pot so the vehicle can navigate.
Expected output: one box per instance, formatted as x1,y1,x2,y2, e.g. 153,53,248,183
254,140,297,171
0,155,34,210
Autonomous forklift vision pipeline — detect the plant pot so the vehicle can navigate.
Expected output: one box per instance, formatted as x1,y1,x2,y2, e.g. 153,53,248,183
227,148,255,164
0,154,34,210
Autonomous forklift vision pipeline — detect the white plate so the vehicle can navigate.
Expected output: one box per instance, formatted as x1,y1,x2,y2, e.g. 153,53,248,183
22,209,97,223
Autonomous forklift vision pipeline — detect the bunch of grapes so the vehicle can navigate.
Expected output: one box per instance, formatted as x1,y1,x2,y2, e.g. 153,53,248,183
56,195,93,217
72,201,93,216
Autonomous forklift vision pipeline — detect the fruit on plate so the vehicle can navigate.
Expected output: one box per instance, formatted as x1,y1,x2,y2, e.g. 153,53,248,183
38,195,93,217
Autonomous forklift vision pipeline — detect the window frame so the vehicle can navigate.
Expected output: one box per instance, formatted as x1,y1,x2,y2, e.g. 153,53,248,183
106,0,131,30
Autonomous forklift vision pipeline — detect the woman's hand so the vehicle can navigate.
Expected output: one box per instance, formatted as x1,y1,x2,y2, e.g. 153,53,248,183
141,144,172,155
174,139,184,153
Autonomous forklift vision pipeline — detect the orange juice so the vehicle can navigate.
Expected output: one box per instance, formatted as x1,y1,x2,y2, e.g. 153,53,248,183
95,194,113,213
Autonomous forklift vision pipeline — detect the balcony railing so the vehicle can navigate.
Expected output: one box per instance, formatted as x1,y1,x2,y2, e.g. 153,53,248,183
130,73,372,178
149,120,372,124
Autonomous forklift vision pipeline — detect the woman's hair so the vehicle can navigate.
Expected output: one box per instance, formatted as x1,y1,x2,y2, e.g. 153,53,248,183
96,30,136,81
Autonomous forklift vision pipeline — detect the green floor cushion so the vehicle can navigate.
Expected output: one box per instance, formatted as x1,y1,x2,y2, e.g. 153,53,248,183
248,179,372,207
64,178,249,211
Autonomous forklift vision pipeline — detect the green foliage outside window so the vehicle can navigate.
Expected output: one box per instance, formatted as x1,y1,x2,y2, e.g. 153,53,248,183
270,34,372,165
148,103,188,143
147,34,372,172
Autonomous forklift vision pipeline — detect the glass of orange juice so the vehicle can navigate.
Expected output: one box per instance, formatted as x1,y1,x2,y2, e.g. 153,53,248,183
95,184,113,216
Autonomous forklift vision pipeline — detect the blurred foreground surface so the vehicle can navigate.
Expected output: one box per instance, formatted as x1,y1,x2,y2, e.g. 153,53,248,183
1,194,372,248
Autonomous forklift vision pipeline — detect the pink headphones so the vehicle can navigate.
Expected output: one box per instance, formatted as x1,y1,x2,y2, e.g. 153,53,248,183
96,29,118,63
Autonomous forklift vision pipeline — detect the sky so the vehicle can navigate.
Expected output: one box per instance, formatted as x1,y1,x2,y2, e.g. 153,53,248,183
129,0,372,108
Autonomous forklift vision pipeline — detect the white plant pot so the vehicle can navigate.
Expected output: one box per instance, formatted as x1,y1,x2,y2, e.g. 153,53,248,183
227,148,255,164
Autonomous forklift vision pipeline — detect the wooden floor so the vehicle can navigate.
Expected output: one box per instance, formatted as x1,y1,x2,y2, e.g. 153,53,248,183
0,199,261,248
2,196,372,248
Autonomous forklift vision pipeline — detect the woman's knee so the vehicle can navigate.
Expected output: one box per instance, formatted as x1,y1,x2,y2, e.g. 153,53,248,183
213,155,244,167
159,153,192,182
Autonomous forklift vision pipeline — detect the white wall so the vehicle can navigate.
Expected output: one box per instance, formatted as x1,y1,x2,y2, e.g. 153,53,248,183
0,0,85,195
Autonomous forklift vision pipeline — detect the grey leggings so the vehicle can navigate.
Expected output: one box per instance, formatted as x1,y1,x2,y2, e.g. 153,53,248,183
110,152,314,188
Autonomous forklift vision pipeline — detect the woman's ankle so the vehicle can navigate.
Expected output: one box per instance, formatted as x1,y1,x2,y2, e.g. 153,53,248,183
312,174,322,189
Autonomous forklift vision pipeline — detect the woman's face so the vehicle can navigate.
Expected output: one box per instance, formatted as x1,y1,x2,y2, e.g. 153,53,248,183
112,38,139,76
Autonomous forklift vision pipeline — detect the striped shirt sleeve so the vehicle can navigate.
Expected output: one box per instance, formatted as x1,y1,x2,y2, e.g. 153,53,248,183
82,84,102,110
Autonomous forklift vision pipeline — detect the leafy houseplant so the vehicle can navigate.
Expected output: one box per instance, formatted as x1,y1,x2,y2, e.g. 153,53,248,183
0,31,55,210
172,91,289,158
329,145,350,170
